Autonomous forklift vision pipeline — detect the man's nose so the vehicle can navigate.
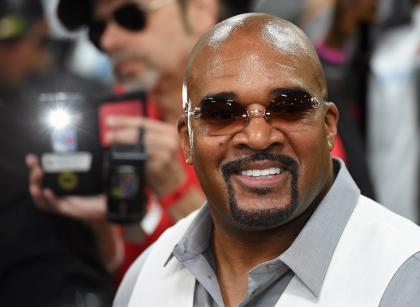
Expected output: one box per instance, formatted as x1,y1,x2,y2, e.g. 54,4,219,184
233,115,283,151
100,22,125,52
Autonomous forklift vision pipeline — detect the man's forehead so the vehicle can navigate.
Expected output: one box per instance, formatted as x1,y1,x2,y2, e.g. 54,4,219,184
193,33,306,70
94,0,149,17
206,15,310,56
186,14,326,100
190,36,312,86
188,54,316,105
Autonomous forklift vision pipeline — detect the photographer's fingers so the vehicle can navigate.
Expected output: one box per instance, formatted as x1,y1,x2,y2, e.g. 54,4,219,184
107,126,139,144
58,196,107,222
107,116,172,133
37,195,107,222
42,188,61,212
26,154,47,208
107,119,178,146
25,153,39,169
106,116,144,129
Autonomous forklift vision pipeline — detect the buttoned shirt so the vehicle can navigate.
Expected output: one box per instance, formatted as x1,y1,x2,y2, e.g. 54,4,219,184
114,160,420,307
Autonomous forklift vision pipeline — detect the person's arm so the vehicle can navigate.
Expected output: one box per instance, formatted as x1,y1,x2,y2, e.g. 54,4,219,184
26,154,124,273
163,185,204,221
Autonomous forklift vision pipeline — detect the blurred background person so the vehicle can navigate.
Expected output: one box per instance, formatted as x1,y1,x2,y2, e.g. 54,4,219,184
0,0,117,306
313,0,377,199
256,0,419,223
252,0,334,42
254,0,377,199
27,0,253,283
367,0,420,222
311,0,420,223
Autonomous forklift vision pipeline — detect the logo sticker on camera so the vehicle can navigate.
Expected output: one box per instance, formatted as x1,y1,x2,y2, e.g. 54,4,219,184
58,172,78,190
41,152,92,173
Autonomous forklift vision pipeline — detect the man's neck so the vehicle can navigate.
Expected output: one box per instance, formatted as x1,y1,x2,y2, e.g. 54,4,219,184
211,201,318,271
210,203,318,307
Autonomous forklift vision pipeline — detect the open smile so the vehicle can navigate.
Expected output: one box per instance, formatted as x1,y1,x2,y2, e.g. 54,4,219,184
221,153,298,193
232,163,290,190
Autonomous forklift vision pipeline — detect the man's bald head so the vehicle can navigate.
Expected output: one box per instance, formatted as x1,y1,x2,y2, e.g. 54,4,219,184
183,13,327,110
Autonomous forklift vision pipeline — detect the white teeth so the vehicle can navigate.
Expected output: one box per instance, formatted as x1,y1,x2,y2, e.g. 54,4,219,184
241,167,283,177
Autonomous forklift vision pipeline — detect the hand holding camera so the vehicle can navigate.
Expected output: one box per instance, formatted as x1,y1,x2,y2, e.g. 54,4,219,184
27,91,194,224
26,92,148,224
27,153,107,222
105,115,187,198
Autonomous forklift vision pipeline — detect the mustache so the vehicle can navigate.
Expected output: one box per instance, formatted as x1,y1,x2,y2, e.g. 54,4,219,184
111,52,156,69
221,152,298,178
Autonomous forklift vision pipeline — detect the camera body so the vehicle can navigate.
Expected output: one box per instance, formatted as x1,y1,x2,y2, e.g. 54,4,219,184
104,143,147,224
39,91,149,224
99,92,149,224
39,92,103,196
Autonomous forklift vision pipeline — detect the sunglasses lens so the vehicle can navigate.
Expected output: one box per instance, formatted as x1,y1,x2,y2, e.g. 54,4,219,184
88,21,106,50
199,98,245,127
115,4,146,31
267,90,316,119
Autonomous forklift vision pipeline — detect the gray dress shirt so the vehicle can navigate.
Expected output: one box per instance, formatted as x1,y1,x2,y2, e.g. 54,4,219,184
114,160,420,307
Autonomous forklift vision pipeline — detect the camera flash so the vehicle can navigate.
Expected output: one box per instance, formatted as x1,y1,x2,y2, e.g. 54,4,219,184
48,109,72,130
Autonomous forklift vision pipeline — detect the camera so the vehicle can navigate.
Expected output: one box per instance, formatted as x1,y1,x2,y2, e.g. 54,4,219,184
104,141,147,224
38,91,149,224
38,92,103,196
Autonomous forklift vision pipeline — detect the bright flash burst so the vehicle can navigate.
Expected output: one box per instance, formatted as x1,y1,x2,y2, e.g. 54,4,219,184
47,108,72,130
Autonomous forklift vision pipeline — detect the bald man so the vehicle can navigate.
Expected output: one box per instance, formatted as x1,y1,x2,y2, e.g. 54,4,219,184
114,13,420,307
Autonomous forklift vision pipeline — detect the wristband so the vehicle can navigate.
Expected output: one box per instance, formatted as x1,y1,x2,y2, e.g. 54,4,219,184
158,176,195,210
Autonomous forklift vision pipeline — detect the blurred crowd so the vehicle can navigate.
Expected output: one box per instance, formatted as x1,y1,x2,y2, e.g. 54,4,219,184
0,0,418,306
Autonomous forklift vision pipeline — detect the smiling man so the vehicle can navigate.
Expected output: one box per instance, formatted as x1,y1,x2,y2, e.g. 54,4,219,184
114,13,420,307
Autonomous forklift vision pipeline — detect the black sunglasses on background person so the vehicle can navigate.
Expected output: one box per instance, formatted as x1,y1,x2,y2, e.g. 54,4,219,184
57,0,175,50
88,0,175,50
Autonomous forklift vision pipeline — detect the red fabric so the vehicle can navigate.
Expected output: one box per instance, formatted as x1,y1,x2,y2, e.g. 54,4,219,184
146,96,161,120
331,134,347,163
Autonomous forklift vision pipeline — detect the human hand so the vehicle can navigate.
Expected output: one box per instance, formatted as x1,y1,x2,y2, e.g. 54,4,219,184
26,154,126,272
25,154,107,222
106,116,187,198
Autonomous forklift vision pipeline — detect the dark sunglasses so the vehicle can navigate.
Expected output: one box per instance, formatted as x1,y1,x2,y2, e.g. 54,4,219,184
88,0,174,50
188,89,322,135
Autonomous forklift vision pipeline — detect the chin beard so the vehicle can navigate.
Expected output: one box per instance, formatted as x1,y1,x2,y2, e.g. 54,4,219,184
222,153,299,229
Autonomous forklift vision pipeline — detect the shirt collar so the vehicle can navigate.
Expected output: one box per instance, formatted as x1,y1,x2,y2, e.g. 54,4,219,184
171,204,213,263
280,159,360,296
170,159,360,297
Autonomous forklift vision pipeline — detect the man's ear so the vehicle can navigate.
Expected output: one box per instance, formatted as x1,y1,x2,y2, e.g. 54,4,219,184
186,0,219,35
324,102,339,152
177,114,193,164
